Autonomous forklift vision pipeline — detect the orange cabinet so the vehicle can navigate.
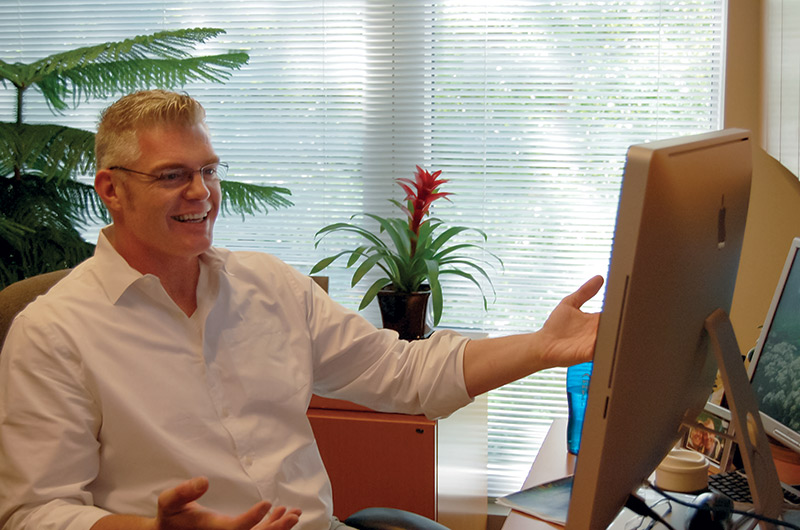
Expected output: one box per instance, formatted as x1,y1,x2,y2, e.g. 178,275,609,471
307,395,488,530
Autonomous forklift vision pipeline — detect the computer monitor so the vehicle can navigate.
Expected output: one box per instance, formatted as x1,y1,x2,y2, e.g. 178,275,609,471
747,237,800,454
565,129,753,530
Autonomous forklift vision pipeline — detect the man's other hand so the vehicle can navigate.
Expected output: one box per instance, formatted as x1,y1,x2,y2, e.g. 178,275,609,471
155,476,301,530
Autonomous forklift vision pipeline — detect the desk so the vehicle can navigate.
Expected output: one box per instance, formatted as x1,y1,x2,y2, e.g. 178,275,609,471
500,419,699,530
500,418,575,530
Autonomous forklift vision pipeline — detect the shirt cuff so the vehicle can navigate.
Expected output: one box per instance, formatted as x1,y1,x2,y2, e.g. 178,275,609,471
5,499,112,530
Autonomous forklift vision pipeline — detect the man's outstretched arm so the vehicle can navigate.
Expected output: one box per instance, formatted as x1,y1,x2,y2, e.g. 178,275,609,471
463,275,603,398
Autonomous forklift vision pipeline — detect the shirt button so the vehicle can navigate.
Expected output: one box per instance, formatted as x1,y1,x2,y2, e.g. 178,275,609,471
243,455,253,467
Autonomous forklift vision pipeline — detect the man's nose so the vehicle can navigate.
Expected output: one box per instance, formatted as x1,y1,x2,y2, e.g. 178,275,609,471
183,172,212,199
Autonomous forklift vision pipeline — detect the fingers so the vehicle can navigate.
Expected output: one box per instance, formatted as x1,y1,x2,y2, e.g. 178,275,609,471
254,506,302,530
232,501,273,529
158,477,209,516
564,275,604,308
155,477,298,530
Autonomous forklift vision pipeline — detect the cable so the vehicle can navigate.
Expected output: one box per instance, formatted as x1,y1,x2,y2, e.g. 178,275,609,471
647,482,800,530
625,492,678,530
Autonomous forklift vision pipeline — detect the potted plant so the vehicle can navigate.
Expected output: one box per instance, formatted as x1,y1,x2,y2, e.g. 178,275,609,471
0,28,293,288
310,166,501,339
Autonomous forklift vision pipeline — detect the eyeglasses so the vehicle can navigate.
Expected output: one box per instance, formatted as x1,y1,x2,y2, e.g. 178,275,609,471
108,162,228,188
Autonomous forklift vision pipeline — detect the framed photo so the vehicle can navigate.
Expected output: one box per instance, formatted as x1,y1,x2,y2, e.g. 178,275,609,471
683,410,733,473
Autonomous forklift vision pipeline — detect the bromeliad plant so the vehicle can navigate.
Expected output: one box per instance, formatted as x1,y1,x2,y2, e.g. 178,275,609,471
311,166,501,326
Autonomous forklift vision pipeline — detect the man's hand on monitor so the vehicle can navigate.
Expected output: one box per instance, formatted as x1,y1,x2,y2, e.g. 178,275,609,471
538,274,604,368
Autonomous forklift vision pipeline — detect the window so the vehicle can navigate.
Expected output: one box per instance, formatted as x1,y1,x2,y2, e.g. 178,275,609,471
0,0,724,496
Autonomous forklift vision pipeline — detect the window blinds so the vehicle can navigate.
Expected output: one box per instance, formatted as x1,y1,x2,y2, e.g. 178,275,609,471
0,0,724,496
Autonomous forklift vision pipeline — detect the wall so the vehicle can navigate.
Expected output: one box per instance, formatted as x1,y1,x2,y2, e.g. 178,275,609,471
727,0,800,353
763,0,800,176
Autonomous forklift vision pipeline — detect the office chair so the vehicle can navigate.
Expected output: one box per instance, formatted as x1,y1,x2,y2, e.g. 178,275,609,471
0,271,450,530
344,507,449,530
0,269,71,344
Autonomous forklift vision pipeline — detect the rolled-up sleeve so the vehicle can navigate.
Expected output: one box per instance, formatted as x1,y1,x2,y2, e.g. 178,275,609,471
300,270,473,419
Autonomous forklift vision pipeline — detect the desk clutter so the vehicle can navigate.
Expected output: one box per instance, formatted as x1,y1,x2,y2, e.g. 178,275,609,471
655,449,710,493
708,469,800,506
498,417,800,530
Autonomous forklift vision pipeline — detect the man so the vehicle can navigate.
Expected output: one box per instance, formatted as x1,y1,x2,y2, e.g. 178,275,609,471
0,90,603,530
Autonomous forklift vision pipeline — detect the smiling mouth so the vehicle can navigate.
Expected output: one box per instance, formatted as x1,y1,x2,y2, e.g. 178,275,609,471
173,212,208,223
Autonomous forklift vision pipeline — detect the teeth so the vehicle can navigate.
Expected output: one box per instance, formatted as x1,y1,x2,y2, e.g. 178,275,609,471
174,212,207,222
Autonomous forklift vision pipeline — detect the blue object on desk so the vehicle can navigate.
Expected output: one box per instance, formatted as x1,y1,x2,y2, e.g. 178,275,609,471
566,361,592,454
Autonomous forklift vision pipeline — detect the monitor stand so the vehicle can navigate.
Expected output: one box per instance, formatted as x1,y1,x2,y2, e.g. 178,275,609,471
705,308,784,528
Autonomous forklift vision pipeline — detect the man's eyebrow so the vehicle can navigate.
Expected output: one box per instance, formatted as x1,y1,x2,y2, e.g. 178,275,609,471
150,158,220,171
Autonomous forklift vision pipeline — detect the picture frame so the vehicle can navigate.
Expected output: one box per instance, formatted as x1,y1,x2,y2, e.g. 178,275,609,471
683,409,734,473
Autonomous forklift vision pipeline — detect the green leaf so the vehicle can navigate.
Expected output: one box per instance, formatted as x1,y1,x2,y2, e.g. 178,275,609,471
441,258,495,286
0,172,96,288
429,225,478,253
36,54,249,112
440,269,490,309
24,29,229,81
0,215,34,242
0,60,25,86
8,28,249,112
219,180,292,219
0,122,96,180
424,259,443,326
346,245,369,267
351,253,386,287
364,214,411,257
432,242,478,260
359,277,393,310
415,219,439,253
315,221,359,238
310,251,351,274
315,218,390,251
59,177,110,225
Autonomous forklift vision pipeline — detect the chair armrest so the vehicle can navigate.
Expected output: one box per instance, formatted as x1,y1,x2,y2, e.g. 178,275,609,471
344,507,450,530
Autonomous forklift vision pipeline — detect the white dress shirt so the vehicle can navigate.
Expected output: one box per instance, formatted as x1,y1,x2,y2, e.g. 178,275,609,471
0,230,472,530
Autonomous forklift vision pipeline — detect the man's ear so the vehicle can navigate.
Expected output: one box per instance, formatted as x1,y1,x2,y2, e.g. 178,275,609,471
94,169,123,214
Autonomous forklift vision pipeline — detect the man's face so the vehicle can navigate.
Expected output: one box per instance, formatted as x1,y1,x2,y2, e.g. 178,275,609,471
107,122,221,270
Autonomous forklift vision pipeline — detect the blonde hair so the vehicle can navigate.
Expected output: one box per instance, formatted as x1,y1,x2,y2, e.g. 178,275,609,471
95,90,208,169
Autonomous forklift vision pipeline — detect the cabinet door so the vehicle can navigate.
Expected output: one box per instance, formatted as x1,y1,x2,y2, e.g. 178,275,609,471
307,408,437,521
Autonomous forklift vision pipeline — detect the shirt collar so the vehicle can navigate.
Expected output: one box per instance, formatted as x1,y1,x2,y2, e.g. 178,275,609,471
93,226,228,304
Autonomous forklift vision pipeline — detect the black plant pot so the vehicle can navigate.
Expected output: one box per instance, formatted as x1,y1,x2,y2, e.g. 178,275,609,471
376,286,432,341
